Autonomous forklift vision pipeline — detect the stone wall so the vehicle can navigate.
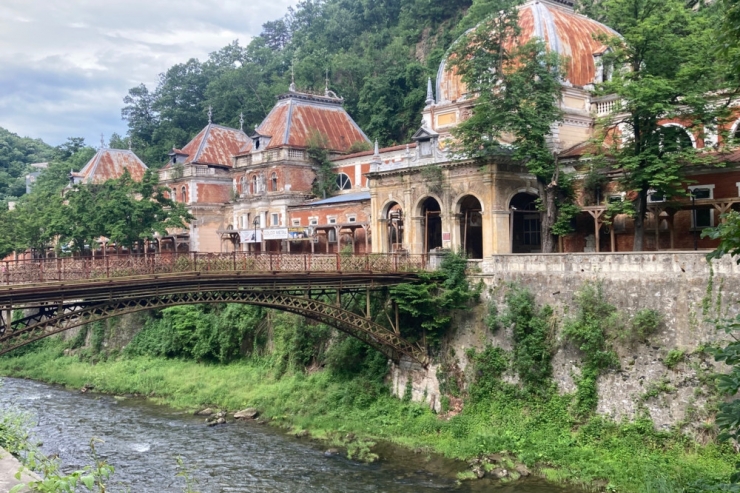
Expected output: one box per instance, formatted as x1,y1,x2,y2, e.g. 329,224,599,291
391,252,740,430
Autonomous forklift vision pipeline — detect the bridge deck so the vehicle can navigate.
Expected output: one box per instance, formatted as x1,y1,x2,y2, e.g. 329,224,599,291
0,253,424,305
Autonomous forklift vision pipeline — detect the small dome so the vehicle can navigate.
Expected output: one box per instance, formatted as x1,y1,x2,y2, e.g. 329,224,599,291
436,0,618,102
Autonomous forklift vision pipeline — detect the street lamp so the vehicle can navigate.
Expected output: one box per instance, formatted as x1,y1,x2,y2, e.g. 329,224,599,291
687,188,697,251
253,216,260,253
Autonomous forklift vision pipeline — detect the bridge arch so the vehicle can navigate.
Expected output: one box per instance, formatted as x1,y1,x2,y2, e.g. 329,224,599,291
0,290,428,365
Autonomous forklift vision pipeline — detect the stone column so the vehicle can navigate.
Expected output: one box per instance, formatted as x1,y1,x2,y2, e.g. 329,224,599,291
491,210,512,254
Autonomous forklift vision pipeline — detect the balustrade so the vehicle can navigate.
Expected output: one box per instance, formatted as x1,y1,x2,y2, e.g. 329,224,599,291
0,252,427,285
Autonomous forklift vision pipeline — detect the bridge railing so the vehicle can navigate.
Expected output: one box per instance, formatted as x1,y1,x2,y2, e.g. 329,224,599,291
0,252,427,285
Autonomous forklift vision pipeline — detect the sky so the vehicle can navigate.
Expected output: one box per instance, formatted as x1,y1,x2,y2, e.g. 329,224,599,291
0,0,295,147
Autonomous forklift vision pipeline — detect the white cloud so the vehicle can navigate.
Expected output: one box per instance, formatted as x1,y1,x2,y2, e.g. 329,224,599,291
0,0,294,146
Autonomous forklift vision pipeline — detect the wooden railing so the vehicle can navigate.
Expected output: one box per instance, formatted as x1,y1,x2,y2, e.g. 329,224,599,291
0,252,427,286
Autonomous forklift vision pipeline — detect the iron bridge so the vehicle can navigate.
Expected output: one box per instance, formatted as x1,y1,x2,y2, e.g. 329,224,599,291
0,253,428,365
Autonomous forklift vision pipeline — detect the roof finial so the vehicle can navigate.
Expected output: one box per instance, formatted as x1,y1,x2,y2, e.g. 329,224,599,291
239,112,244,132
128,137,132,151
208,105,213,125
425,77,435,106
100,133,105,149
325,68,329,97
289,60,296,92
373,140,379,157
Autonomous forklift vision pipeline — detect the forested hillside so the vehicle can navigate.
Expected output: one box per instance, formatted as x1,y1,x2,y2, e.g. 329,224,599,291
0,127,55,200
121,0,489,167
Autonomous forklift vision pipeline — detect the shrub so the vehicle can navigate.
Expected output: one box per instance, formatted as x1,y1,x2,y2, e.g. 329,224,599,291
630,309,663,342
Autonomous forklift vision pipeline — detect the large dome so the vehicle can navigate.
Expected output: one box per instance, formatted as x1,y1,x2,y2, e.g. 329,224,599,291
436,0,619,102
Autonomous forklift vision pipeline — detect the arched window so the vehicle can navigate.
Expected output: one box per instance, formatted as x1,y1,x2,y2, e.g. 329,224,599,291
659,124,695,152
270,172,278,192
181,186,188,203
336,173,352,191
251,175,258,195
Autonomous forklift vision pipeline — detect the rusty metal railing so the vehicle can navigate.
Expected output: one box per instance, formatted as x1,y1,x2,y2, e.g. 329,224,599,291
0,252,427,286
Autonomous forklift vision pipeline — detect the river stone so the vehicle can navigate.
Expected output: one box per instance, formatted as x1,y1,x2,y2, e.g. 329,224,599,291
472,466,485,479
196,408,215,416
207,417,226,427
234,408,259,420
490,468,508,479
515,464,530,477
324,448,340,457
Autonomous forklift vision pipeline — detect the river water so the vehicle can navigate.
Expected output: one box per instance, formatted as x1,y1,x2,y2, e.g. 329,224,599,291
0,377,571,493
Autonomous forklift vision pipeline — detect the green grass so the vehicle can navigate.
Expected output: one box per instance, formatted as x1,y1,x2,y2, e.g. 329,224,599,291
0,341,734,493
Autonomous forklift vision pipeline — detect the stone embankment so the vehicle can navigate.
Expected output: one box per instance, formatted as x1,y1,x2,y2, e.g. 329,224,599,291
391,252,739,430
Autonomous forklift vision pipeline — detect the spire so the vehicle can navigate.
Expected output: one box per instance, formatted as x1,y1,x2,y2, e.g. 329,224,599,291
425,77,435,105
325,68,330,97
207,105,213,125
289,60,296,92
100,133,105,149
239,112,244,132
128,137,132,151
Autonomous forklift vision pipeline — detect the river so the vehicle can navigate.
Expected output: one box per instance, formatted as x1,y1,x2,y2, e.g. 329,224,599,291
0,377,572,492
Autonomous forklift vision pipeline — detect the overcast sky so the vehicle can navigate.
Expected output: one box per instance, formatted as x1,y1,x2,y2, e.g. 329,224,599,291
0,0,295,147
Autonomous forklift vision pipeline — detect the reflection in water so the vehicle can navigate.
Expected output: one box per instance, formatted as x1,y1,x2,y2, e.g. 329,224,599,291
0,377,569,493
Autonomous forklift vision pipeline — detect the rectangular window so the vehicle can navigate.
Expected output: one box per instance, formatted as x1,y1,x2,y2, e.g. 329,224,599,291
328,217,337,224
271,213,279,226
292,219,301,226
347,216,356,223
309,217,318,226
328,229,337,243
689,185,715,229
420,140,432,156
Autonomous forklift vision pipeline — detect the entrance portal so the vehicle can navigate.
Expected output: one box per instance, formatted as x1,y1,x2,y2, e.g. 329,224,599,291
510,193,541,253
459,195,483,259
420,197,442,252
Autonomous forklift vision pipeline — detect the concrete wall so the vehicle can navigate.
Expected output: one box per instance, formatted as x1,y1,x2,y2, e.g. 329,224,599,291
392,252,739,431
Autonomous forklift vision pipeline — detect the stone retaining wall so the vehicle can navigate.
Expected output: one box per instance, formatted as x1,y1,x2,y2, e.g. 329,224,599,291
392,252,740,431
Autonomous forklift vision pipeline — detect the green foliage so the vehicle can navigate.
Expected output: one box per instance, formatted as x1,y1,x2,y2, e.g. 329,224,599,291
591,0,734,250
563,283,620,415
0,127,55,201
484,302,499,333
630,309,663,342
498,286,555,392
664,349,686,370
390,252,480,347
306,130,337,199
466,345,509,400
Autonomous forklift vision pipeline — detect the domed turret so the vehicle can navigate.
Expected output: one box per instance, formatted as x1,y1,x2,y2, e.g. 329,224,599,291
436,0,619,103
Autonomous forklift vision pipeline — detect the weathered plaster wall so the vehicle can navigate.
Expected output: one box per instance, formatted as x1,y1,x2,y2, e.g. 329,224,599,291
392,252,739,430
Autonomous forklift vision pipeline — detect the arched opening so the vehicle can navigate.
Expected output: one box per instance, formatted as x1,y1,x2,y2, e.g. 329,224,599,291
510,192,541,253
659,124,695,152
251,175,258,195
181,186,188,204
459,195,483,259
270,172,278,192
420,197,442,253
336,173,352,191
385,202,404,253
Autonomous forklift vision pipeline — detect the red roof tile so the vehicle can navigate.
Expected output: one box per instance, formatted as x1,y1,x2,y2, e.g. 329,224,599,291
180,124,250,167
438,0,618,101
253,92,370,153
77,148,148,183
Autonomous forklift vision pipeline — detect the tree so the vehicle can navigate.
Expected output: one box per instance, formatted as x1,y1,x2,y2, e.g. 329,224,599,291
306,130,337,199
590,0,731,250
701,211,740,484
450,1,571,253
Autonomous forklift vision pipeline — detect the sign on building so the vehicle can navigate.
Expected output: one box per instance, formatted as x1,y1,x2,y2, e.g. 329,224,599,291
240,230,262,243
262,228,289,240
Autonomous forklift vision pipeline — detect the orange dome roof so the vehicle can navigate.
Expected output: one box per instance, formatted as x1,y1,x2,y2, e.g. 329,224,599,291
436,0,618,102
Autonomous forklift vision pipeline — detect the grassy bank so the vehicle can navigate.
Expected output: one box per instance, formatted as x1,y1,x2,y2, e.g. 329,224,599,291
0,339,733,493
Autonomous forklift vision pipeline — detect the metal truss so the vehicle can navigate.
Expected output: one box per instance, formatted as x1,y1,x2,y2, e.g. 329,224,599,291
0,290,428,365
